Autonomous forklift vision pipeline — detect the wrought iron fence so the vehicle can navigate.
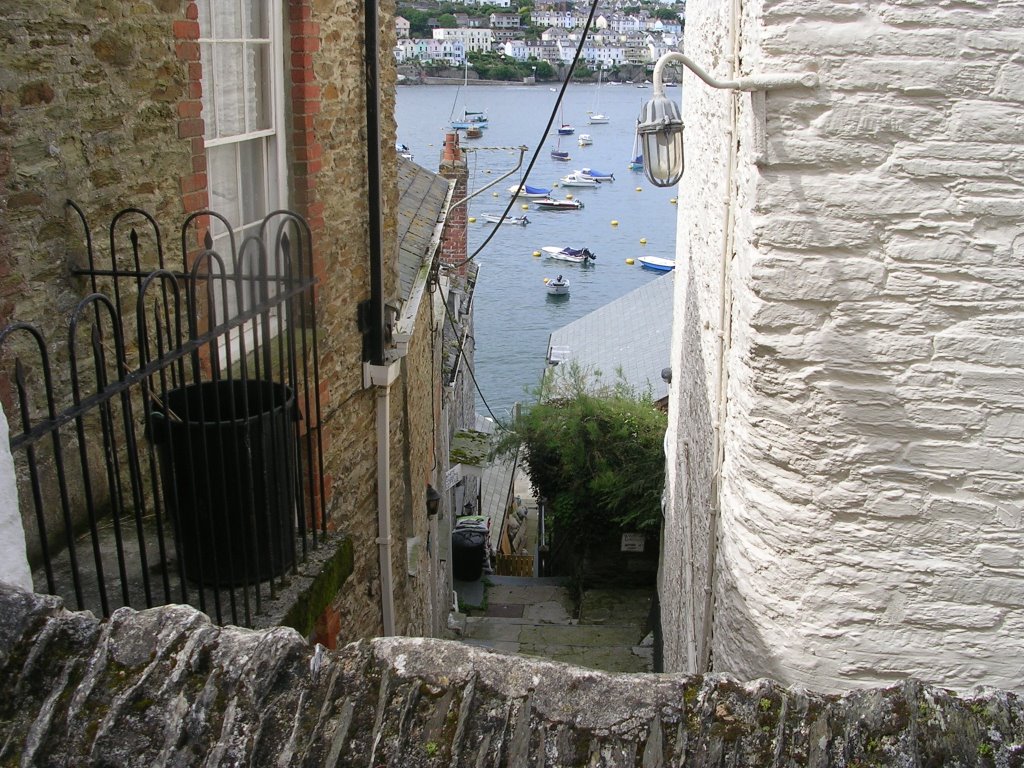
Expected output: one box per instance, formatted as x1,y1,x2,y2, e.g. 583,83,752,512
0,202,326,627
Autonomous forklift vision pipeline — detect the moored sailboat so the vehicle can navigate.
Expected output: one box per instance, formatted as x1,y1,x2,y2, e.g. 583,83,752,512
588,66,610,124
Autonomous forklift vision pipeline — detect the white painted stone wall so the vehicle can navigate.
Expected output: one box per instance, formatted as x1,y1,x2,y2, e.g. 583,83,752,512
663,0,1024,693
0,403,31,592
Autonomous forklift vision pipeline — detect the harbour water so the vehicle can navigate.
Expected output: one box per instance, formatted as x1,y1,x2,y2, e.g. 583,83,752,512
396,82,680,418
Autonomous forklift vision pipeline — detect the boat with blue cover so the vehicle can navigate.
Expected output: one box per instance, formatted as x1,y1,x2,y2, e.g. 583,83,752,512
509,183,552,198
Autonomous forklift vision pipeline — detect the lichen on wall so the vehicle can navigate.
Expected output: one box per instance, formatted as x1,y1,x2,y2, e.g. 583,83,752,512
0,586,1021,767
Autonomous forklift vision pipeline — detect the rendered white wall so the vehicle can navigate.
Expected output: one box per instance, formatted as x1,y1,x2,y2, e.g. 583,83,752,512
0,403,32,592
663,0,1024,693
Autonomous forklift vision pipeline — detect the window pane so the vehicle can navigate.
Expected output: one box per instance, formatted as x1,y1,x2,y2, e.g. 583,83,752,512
207,144,240,232
248,43,271,131
214,43,245,137
239,139,267,227
246,0,269,39
200,42,217,136
213,2,243,38
198,4,212,35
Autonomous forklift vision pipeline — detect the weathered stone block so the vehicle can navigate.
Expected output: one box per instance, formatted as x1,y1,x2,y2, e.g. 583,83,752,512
1,586,1023,766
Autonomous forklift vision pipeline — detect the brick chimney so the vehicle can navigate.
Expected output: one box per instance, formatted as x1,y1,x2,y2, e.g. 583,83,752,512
438,132,468,275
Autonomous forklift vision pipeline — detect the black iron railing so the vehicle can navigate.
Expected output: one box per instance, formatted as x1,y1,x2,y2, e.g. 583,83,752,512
0,202,327,627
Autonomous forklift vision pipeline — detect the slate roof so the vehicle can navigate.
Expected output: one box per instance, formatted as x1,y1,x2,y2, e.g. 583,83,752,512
546,272,674,401
397,157,453,300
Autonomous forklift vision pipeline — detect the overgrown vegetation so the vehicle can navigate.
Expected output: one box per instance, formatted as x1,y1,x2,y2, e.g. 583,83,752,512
499,363,666,546
468,51,554,81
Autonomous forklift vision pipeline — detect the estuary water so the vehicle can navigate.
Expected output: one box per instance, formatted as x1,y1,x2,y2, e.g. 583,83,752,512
396,82,680,418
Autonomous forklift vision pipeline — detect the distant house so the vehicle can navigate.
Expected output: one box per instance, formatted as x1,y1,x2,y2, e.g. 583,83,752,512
432,27,495,54
489,12,521,29
531,9,580,29
396,15,410,39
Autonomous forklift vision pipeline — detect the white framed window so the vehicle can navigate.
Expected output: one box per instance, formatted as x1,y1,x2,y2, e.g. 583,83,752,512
198,0,288,351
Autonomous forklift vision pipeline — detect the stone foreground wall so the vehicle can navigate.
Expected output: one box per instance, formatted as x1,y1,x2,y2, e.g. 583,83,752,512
1,586,1020,767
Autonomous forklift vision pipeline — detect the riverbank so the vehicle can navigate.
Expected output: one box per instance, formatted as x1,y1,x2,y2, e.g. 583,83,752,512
398,63,651,86
402,76,540,86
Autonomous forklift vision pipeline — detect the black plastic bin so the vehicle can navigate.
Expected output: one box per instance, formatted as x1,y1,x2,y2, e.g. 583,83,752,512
151,379,297,587
452,526,487,582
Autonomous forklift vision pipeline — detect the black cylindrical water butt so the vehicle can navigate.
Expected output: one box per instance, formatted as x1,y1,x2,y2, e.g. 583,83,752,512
152,379,297,587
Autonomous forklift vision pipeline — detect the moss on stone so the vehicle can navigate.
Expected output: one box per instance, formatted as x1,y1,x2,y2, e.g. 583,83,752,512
280,537,354,638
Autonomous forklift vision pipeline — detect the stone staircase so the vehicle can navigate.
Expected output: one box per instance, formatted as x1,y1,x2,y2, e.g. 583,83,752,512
455,575,654,673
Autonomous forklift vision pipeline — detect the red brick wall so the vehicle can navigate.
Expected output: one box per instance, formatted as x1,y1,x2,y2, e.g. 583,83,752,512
438,133,469,274
174,3,208,219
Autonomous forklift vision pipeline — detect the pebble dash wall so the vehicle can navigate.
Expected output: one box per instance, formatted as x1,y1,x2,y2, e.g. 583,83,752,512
663,0,1024,693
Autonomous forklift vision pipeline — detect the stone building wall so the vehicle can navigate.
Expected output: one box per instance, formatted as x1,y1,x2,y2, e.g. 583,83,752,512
0,1,440,646
309,0,392,643
0,2,191,553
387,291,444,638
664,0,1024,693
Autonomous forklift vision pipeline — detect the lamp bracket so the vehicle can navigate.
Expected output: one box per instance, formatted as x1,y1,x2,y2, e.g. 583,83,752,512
653,51,818,94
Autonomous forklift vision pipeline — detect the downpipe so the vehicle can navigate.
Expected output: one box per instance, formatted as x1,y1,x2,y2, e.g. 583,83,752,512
376,383,396,636
363,0,396,636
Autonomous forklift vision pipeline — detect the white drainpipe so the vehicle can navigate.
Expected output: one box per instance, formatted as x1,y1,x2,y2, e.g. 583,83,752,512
366,361,401,636
376,385,396,635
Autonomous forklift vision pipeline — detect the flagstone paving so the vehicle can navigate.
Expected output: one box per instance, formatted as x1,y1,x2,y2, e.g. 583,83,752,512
456,575,654,673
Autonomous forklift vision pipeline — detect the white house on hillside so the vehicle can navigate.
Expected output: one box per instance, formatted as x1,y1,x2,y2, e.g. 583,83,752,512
432,27,494,55
661,0,1024,695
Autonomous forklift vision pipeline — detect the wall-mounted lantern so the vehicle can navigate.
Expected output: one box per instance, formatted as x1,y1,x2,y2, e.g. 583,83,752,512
426,484,441,517
637,51,818,188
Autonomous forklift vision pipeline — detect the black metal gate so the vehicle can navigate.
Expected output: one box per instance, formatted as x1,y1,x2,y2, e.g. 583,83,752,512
0,202,327,627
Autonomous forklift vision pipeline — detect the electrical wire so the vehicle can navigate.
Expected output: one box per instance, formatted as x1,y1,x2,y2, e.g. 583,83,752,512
438,278,501,424
447,0,601,270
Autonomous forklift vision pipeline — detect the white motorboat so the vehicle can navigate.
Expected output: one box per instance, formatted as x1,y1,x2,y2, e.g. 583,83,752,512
578,134,593,146
580,167,614,182
482,213,530,226
545,275,570,295
559,172,599,188
541,245,597,264
534,197,585,211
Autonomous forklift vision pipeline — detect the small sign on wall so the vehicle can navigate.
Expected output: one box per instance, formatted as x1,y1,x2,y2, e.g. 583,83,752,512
621,533,645,553
443,464,461,491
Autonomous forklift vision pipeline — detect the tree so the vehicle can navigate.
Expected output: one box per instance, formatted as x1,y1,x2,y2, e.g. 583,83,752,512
398,8,432,37
653,7,680,20
532,60,555,79
499,364,666,547
437,13,457,28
